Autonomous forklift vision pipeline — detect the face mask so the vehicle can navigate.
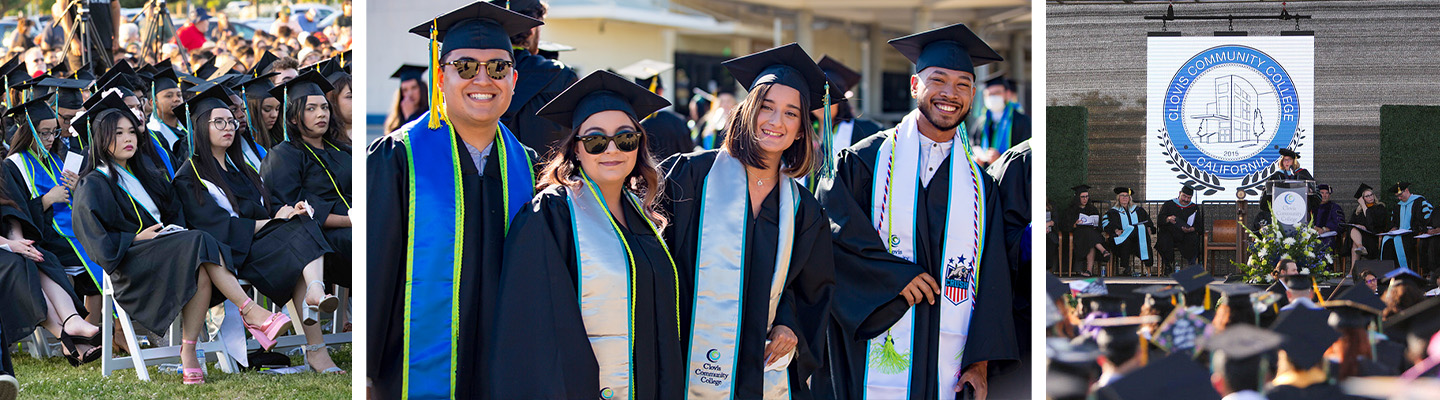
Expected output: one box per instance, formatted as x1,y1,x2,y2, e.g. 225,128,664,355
985,94,1006,114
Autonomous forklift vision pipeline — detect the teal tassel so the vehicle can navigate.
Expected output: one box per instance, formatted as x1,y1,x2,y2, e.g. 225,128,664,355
282,86,290,142
817,81,835,180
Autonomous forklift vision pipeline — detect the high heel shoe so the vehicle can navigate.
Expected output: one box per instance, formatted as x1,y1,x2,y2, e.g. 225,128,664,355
241,299,292,350
182,340,205,384
304,343,345,374
61,313,102,347
58,314,100,366
304,281,338,326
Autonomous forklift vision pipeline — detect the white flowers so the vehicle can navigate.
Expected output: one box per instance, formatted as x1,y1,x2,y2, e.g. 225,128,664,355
1283,238,1297,246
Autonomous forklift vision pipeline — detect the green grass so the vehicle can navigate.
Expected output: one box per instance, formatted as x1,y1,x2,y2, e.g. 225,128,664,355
8,344,351,399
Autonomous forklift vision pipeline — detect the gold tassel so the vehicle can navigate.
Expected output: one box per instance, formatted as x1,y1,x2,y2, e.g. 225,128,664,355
1312,276,1323,302
1204,285,1212,311
427,22,444,130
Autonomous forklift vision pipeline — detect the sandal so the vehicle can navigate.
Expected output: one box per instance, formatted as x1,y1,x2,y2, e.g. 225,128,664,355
304,343,346,374
182,340,205,384
58,314,101,367
241,299,292,350
304,281,339,326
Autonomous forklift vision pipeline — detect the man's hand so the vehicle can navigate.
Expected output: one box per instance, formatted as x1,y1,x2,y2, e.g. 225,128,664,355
1167,215,1177,223
764,325,797,366
955,360,989,400
900,273,941,306
1114,229,1123,236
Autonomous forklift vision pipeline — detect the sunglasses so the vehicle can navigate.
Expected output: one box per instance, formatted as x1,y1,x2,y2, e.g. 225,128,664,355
441,58,514,81
578,131,643,154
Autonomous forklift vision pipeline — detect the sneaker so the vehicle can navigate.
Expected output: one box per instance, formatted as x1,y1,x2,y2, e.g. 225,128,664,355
0,373,17,400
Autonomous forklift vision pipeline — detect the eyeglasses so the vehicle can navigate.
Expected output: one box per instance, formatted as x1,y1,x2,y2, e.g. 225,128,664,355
36,129,58,140
440,58,514,81
578,131,643,155
209,118,240,130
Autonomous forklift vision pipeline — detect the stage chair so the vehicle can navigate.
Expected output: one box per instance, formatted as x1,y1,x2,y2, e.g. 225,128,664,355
1205,220,1241,275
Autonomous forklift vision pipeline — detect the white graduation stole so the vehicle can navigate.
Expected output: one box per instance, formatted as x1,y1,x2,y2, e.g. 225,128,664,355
99,165,162,224
863,110,985,398
832,120,855,160
148,118,183,149
685,150,799,399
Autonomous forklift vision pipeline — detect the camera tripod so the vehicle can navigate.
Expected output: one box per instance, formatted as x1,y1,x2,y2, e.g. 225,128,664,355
57,0,113,80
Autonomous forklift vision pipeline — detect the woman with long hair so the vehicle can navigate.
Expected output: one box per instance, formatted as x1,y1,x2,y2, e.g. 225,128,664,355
327,74,352,140
240,72,284,149
382,65,427,134
0,97,99,367
1059,184,1108,277
1321,286,1395,379
259,71,351,289
659,44,835,398
3,94,93,297
70,93,291,385
170,86,342,374
1347,184,1388,268
489,70,683,398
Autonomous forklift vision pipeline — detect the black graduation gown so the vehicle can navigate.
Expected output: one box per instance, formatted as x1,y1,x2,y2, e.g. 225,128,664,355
641,109,693,161
2,156,87,277
1267,168,1314,183
845,119,885,147
982,111,1030,150
1059,202,1104,264
813,132,1017,400
1158,199,1205,266
0,175,82,347
0,313,9,375
259,140,351,288
489,186,684,399
140,129,179,180
1103,205,1155,266
1383,195,1432,267
173,161,332,304
366,132,539,400
660,150,835,399
70,170,231,334
503,49,580,155
1347,204,1389,259
983,139,1032,399
1265,382,1360,400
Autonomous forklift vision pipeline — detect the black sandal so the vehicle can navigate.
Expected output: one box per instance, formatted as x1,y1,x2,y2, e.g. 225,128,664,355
59,314,101,366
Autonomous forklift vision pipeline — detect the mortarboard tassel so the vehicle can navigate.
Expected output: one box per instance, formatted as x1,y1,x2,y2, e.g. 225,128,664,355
25,114,49,161
1311,276,1323,303
817,81,835,180
427,23,445,130
282,86,290,142
1204,285,1212,311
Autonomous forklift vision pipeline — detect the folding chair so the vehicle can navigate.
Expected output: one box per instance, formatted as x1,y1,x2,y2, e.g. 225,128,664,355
100,272,240,380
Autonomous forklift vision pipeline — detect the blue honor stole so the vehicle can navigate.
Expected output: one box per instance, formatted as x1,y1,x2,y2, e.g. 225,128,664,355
981,102,1016,152
148,130,176,178
400,111,532,399
10,151,103,289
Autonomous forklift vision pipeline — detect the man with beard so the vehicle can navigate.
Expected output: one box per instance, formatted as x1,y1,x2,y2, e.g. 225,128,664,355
814,23,1017,400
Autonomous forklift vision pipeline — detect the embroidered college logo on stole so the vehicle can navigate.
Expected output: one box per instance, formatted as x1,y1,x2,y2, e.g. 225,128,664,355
862,110,985,398
685,151,798,399
399,112,532,399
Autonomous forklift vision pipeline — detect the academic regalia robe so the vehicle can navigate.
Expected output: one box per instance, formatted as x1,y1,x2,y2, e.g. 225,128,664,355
489,186,684,399
846,119,884,147
813,132,1017,400
70,169,231,334
259,140,351,288
1347,204,1389,259
660,150,835,399
0,173,82,347
1312,201,1344,256
1158,199,1205,270
3,153,92,293
1265,383,1360,400
1059,202,1104,268
366,131,539,400
0,314,9,376
980,108,1029,154
502,49,580,155
1267,168,1314,183
984,139,1031,399
1104,205,1154,268
1383,195,1431,269
141,129,180,179
173,161,332,304
641,109,692,161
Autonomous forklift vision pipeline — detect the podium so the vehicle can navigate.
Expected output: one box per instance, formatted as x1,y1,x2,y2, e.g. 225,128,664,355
1268,180,1313,228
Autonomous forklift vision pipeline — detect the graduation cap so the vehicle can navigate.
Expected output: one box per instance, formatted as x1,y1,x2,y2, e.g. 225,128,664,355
490,0,540,10
722,43,845,112
1134,285,1182,321
94,62,137,90
1391,181,1411,196
887,23,1002,76
409,2,543,56
985,72,1016,93
1271,307,1342,370
171,84,235,160
535,70,671,130
1385,267,1428,290
1278,148,1300,159
1171,265,1213,296
1080,293,1126,317
1089,315,1158,363
1382,296,1440,360
1113,187,1133,196
1180,185,1196,196
817,55,861,94
250,51,279,77
0,58,33,89
335,50,352,73
193,58,221,81
1071,184,1091,194
1355,183,1374,199
1322,285,1385,328
73,91,136,145
1046,338,1100,400
1206,323,1281,362
237,72,279,101
536,40,574,60
35,78,88,110
268,71,333,142
616,59,673,93
312,56,349,85
1316,183,1331,193
96,75,138,99
5,93,58,127
390,64,427,83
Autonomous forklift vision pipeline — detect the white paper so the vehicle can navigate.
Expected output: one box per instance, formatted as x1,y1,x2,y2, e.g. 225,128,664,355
1343,223,1372,234
763,341,794,372
1078,214,1100,226
1416,233,1436,239
0,244,10,253
1318,231,1337,238
1187,212,1197,227
62,152,84,175
1380,229,1412,236
154,224,188,238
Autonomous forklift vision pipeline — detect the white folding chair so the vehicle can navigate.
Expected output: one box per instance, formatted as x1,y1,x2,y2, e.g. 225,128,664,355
100,272,240,380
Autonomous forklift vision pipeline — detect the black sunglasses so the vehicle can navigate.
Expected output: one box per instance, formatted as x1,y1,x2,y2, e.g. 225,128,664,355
441,58,514,80
578,131,643,154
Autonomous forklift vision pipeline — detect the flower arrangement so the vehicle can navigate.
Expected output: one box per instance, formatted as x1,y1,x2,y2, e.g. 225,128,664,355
1232,219,1341,284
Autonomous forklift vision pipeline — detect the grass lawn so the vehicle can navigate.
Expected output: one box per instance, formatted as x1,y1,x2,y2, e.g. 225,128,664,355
7,344,351,399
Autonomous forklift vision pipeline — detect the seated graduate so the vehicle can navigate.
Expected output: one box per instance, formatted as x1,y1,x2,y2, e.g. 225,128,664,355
1103,186,1153,276
1265,307,1351,400
660,43,836,399
169,85,343,374
0,96,99,367
93,70,179,180
259,71,351,288
489,70,684,399
217,73,275,172
2,93,94,294
240,54,285,151
70,92,292,385
1320,286,1398,379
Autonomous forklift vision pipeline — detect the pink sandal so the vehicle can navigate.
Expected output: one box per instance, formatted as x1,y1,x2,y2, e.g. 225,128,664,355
241,299,292,350
182,340,205,385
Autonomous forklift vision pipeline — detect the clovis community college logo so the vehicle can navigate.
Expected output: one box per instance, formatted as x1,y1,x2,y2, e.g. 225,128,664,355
1158,45,1304,196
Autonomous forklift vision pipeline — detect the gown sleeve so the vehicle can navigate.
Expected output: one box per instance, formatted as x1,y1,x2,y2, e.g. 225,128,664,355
1102,209,1121,234
365,136,409,384
771,195,836,382
71,174,133,272
260,144,336,225
172,164,257,261
488,189,599,399
814,146,925,341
